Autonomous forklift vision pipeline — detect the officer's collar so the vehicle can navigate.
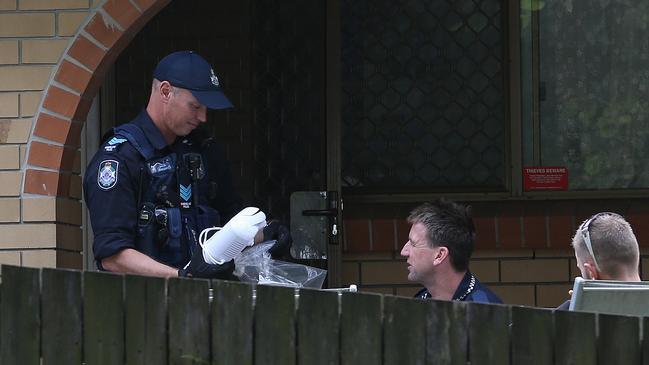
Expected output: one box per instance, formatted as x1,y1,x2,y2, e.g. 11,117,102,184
132,109,171,151
451,271,476,301
416,271,476,301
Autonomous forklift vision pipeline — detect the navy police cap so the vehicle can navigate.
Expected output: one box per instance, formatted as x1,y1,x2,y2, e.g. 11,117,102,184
153,51,233,109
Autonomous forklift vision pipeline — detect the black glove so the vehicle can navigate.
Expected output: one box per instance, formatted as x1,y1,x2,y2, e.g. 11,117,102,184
178,244,235,279
263,221,293,259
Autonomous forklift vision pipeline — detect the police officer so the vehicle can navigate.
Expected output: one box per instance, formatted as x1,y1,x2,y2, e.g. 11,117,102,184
400,199,502,303
84,51,291,278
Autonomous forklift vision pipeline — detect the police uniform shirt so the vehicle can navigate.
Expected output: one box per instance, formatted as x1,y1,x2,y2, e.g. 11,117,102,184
83,110,242,268
414,271,503,304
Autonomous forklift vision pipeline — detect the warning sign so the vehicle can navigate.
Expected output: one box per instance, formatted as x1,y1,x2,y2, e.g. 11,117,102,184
523,167,568,191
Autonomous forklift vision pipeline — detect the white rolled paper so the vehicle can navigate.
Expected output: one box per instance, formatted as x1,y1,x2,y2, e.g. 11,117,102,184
199,207,267,264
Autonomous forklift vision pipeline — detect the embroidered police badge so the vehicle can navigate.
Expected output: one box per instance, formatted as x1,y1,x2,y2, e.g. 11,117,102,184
210,68,219,87
180,184,192,202
180,184,192,209
97,160,118,190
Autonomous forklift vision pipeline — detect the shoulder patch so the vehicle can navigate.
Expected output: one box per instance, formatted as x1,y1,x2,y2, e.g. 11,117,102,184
97,160,119,190
104,137,127,152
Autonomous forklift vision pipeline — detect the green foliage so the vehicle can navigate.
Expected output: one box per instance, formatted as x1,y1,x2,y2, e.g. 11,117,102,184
537,1,649,189
521,0,545,11
520,0,546,30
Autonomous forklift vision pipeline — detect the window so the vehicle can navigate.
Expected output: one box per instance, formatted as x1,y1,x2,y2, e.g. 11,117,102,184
340,0,507,193
522,1,649,190
340,0,649,197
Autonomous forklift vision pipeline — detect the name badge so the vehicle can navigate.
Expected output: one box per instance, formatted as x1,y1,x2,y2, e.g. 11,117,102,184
148,156,175,175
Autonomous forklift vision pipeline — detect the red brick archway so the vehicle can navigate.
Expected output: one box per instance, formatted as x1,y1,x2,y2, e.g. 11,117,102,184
23,0,171,197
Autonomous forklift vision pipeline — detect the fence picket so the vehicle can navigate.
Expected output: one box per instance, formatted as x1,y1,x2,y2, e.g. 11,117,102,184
426,300,467,365
254,285,297,365
125,274,167,365
7,265,649,365
598,313,640,364
212,279,254,365
340,292,382,365
467,303,509,365
553,310,596,365
0,265,40,365
383,295,427,365
643,317,649,365
168,277,211,365
511,306,553,365
297,288,340,365
42,268,82,364
84,271,125,365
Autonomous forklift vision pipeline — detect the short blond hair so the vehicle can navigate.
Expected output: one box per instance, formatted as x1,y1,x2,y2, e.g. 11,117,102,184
572,213,639,277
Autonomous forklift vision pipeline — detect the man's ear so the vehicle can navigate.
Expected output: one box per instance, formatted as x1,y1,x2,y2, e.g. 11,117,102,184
159,81,173,103
582,262,599,280
432,246,449,266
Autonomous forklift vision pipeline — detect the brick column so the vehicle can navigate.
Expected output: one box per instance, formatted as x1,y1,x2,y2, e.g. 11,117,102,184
0,0,170,269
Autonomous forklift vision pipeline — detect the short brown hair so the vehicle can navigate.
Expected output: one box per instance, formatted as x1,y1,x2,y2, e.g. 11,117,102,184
408,198,475,272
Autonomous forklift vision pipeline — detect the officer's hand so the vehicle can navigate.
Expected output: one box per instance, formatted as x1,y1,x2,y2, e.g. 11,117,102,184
178,245,235,279
263,221,293,259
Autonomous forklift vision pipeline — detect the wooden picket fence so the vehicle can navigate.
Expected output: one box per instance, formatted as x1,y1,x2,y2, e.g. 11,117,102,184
0,264,648,364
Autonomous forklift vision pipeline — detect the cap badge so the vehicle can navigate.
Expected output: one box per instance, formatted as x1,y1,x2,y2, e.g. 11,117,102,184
210,69,220,87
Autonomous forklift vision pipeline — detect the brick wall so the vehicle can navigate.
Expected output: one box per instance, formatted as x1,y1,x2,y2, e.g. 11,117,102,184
0,0,104,268
343,199,649,307
0,0,170,269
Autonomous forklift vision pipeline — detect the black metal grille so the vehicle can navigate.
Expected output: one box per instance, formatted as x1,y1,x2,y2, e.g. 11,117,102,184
341,0,507,192
250,0,327,219
113,0,326,221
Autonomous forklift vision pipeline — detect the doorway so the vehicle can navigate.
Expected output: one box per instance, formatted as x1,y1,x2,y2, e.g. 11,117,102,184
83,0,339,280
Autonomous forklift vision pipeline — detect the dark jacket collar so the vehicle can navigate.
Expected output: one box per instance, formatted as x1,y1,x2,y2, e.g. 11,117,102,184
451,271,475,301
132,109,171,151
415,271,475,301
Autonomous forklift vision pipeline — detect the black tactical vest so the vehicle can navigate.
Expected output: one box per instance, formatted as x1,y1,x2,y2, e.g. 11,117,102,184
114,124,221,268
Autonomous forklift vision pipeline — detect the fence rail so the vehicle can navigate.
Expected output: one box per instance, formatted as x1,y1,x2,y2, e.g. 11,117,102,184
0,264,646,364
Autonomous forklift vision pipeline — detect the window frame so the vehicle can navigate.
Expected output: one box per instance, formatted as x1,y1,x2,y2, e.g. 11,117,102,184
342,0,649,204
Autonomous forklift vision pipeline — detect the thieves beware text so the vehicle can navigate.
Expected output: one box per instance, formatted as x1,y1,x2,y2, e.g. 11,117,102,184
523,167,568,191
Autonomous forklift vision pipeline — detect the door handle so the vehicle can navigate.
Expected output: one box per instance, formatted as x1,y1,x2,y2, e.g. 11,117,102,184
302,208,338,217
